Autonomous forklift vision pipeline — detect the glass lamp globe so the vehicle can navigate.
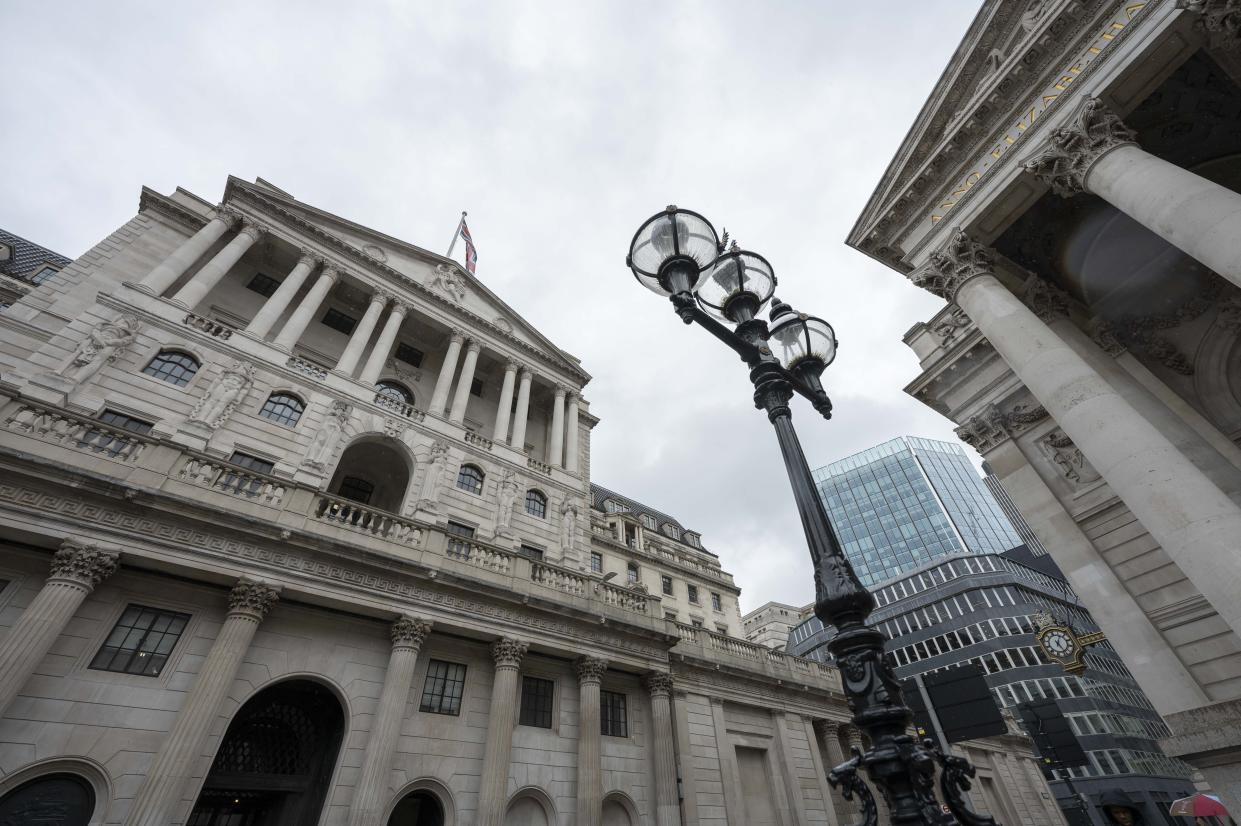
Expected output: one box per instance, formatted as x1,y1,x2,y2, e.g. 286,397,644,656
768,302,837,374
697,247,776,323
627,206,720,296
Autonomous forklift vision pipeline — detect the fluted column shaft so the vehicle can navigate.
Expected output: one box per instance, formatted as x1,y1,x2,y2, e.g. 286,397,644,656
125,580,280,826
0,541,118,716
549,387,566,466
565,394,581,473
449,341,481,424
246,252,318,339
348,616,432,826
815,721,853,824
510,369,533,450
140,210,237,297
953,267,1241,638
171,220,264,310
358,301,409,386
644,673,681,826
576,657,607,826
429,333,464,417
336,293,389,376
493,362,519,442
272,266,338,351
477,638,527,826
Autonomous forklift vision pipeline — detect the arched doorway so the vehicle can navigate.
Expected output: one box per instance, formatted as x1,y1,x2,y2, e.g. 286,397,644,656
0,772,95,825
503,790,555,826
188,679,344,826
602,793,636,826
387,790,444,826
328,436,412,513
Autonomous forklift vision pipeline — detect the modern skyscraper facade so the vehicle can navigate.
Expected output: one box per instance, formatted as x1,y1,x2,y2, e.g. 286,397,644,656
812,436,1021,586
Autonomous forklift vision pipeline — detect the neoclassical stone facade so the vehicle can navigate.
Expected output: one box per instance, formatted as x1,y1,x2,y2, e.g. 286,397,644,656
0,181,1061,824
849,0,1241,814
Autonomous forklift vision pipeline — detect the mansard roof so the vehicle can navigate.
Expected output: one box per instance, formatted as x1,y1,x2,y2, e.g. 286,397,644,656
590,483,714,556
0,226,72,280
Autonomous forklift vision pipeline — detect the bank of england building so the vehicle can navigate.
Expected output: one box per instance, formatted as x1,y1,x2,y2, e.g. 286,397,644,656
849,0,1241,814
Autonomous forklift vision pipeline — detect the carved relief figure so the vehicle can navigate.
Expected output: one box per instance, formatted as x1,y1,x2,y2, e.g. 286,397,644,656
430,263,467,304
303,401,351,470
1038,429,1101,487
495,469,520,537
416,441,451,510
559,497,578,553
190,360,255,429
59,315,140,385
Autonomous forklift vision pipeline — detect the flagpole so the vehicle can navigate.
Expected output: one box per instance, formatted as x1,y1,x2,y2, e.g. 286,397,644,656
445,211,466,258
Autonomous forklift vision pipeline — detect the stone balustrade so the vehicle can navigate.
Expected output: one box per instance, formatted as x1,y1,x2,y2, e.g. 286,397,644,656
182,312,234,339
599,580,649,612
444,536,512,574
527,455,552,475
286,356,329,380
530,561,589,596
179,454,288,506
463,431,494,451
5,404,151,463
373,392,424,421
315,494,422,546
674,621,842,693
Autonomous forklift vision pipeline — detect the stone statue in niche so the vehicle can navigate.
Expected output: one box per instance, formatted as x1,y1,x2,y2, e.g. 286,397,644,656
559,497,578,554
1038,429,1101,487
495,469,520,538
416,441,451,511
303,401,351,470
430,263,467,304
59,315,140,386
190,360,254,429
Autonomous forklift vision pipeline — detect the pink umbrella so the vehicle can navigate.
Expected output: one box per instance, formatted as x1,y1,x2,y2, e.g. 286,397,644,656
1169,793,1229,818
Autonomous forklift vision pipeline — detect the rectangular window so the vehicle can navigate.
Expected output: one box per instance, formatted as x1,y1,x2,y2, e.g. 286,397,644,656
419,659,467,715
517,545,544,562
222,451,275,495
590,552,603,573
90,604,190,677
81,409,154,457
229,451,274,474
246,272,281,297
664,611,677,621
394,342,424,367
446,521,476,560
601,690,628,737
711,593,722,611
661,575,673,596
691,619,704,628
715,624,728,635
687,585,699,604
322,307,357,335
30,266,58,285
470,378,484,397
519,675,555,728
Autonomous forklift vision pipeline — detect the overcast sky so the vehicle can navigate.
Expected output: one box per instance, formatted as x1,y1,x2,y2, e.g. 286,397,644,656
5,1,983,613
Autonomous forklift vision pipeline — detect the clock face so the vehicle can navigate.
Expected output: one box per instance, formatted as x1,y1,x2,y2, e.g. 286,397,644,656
1043,629,1076,657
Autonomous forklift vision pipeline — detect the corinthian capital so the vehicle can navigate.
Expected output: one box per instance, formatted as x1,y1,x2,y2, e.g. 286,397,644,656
215,204,243,229
227,578,281,620
1177,1,1241,44
1023,97,1137,198
575,655,608,684
491,637,528,669
1020,275,1072,322
391,615,433,650
911,229,995,301
238,218,268,242
49,540,119,589
642,671,674,697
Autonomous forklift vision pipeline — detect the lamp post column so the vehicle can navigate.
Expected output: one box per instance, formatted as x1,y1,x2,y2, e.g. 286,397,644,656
0,540,118,716
549,386,566,466
246,251,319,339
272,266,339,351
509,368,533,450
477,638,527,826
644,672,682,826
139,207,239,297
170,219,266,310
493,361,519,442
429,331,465,417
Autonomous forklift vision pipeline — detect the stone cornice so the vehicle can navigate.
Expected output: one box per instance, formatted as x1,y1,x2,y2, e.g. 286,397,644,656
138,187,211,234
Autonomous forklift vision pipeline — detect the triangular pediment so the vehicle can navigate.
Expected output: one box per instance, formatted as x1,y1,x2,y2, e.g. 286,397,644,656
223,177,588,382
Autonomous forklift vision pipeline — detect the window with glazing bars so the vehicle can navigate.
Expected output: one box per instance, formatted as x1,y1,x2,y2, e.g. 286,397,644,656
143,351,200,386
220,451,275,496
246,272,281,297
590,552,603,573
661,576,673,596
80,409,154,457
457,464,484,494
525,489,547,518
259,393,304,426
419,659,467,715
446,521,475,560
394,342,424,366
601,690,628,737
321,308,357,334
711,592,722,611
520,675,554,728
90,604,190,676
687,584,699,604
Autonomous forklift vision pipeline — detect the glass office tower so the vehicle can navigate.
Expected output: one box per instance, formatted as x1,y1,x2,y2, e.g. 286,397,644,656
812,436,1021,586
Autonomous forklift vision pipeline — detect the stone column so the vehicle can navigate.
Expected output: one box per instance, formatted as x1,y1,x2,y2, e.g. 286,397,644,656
429,331,464,417
170,218,266,310
245,251,319,339
510,368,533,450
125,579,280,826
336,291,390,376
814,720,853,824
549,386,567,467
347,615,433,826
139,207,239,297
448,340,481,424
643,672,681,826
272,266,339,351
0,540,118,716
358,300,410,386
493,361,519,442
915,231,1241,640
477,638,527,826
575,656,607,826
1024,96,1241,291
565,393,581,473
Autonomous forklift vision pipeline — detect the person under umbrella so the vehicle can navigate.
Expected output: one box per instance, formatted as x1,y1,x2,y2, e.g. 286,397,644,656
1101,789,1144,825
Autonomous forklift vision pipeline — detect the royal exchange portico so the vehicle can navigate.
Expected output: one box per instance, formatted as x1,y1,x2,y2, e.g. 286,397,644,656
0,177,1076,826
850,0,1241,814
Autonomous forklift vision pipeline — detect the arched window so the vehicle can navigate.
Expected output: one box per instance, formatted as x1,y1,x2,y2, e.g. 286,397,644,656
338,476,374,505
525,489,547,518
142,350,200,386
259,392,304,426
376,380,413,404
456,464,484,495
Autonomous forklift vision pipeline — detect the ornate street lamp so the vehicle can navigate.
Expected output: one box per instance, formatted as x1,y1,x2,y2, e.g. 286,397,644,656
627,206,998,826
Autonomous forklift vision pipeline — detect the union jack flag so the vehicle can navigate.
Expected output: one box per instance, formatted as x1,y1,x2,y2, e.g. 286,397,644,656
459,217,478,274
